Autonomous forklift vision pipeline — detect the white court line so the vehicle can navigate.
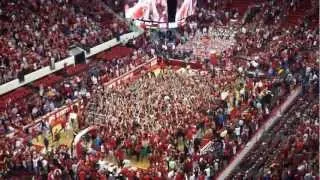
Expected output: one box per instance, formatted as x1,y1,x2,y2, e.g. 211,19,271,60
217,87,302,180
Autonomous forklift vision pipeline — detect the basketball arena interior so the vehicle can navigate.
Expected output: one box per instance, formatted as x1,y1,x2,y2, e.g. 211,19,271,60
0,0,319,179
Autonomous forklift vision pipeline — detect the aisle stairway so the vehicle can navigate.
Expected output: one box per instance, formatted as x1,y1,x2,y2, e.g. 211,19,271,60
282,0,313,28
96,46,134,61
0,87,33,110
227,0,256,16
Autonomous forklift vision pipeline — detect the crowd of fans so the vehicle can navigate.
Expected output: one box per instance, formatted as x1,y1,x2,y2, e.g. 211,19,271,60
0,0,318,179
174,0,318,60
0,0,129,85
0,41,151,134
0,44,152,178
176,26,237,60
77,55,288,179
85,68,215,178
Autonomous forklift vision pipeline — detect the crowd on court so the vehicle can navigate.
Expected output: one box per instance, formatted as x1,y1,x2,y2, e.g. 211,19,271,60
78,56,287,179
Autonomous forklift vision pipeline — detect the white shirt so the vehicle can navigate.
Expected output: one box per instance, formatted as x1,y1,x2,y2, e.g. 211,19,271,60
91,76,98,85
168,171,175,179
235,127,241,136
205,167,211,177
42,159,48,168
33,157,39,168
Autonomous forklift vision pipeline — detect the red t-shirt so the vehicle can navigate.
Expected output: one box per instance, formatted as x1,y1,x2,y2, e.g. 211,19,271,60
108,138,117,150
48,171,55,180
186,127,194,140
210,54,218,65
79,170,86,180
175,172,184,180
135,144,142,153
124,139,132,149
115,149,124,161
184,160,193,173
296,140,304,151
199,175,205,180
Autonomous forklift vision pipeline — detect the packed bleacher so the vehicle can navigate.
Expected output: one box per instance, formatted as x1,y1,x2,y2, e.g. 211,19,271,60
0,0,129,85
0,0,318,179
231,93,319,179
176,0,319,60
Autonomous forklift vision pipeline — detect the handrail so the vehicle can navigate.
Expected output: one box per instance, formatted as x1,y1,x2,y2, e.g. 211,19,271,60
0,31,143,96
217,87,302,179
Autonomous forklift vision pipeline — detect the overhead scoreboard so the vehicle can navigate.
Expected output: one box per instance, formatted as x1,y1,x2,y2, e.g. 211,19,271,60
124,0,197,29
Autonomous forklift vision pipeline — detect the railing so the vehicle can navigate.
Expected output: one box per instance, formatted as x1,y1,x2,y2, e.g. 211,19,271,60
0,31,143,96
216,87,302,179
